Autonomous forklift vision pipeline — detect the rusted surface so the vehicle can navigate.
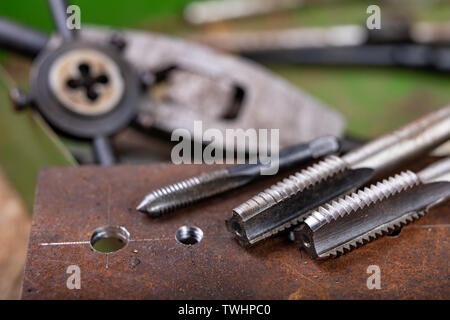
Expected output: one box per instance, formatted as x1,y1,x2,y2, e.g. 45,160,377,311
22,161,449,299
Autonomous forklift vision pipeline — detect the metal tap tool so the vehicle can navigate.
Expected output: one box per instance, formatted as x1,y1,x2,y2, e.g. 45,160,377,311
294,157,450,259
226,106,450,247
136,136,340,216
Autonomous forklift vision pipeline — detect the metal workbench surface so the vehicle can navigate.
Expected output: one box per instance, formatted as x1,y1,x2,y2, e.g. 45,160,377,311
22,161,449,299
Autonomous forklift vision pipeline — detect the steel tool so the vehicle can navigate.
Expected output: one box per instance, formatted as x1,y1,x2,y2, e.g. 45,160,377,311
137,136,340,216
294,157,450,259
226,106,450,247
102,26,345,151
195,21,450,52
0,1,345,165
1,0,140,165
194,21,450,72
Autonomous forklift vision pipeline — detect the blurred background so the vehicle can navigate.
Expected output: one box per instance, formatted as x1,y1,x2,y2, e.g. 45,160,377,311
0,0,449,299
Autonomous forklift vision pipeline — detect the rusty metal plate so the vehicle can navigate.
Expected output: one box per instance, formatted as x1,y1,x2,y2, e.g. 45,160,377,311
22,162,449,299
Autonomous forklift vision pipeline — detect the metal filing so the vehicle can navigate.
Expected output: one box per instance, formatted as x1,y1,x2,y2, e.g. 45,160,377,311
137,136,340,216
226,106,450,247
294,157,450,259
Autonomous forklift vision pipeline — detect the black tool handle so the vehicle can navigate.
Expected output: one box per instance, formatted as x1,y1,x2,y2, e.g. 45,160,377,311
433,48,450,72
0,17,49,57
366,21,411,44
245,45,416,67
227,136,340,177
245,45,450,72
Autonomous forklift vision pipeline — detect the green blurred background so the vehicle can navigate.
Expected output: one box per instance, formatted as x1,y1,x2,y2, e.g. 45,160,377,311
1,0,450,210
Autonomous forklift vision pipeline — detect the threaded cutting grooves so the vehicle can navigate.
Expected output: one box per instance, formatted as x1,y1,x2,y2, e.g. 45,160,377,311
175,226,203,245
302,170,422,258
323,210,426,258
306,170,420,230
138,169,229,215
147,176,201,213
233,156,347,219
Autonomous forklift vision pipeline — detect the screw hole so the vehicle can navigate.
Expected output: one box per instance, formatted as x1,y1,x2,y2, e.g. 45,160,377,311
90,226,130,253
86,89,99,101
387,227,402,238
96,74,109,84
175,226,203,246
66,78,80,89
78,62,91,75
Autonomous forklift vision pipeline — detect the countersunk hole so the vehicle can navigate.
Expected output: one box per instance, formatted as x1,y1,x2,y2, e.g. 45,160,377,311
90,226,130,253
302,234,311,248
175,226,203,245
387,227,402,238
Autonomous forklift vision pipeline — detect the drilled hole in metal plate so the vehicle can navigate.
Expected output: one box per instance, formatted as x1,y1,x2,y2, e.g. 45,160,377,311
387,227,402,238
175,226,203,245
90,226,130,253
